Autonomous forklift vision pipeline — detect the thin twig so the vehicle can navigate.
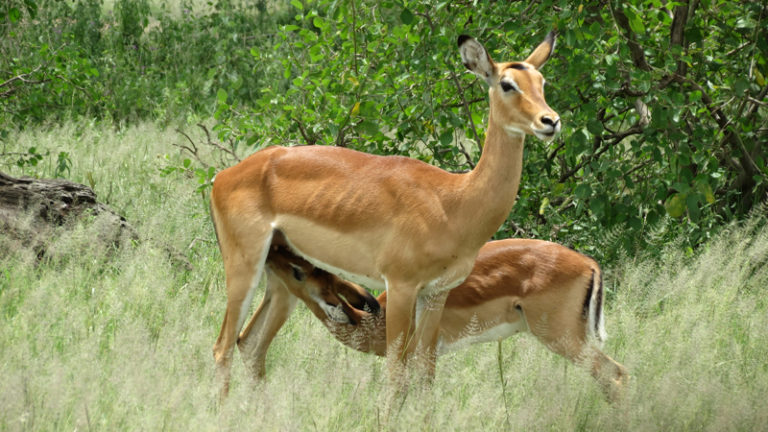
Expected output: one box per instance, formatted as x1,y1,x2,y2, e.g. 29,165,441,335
173,128,205,167
443,97,485,109
0,64,44,89
188,237,215,250
457,140,476,170
197,124,240,162
558,124,644,183
451,69,481,146
292,116,316,146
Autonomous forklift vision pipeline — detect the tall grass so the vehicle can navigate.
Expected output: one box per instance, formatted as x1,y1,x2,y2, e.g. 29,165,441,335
1,122,767,430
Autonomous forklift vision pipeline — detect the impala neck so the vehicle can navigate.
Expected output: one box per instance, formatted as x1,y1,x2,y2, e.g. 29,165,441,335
461,109,525,243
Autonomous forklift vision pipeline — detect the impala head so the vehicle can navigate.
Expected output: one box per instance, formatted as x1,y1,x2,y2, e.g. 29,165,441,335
266,246,380,324
459,32,560,141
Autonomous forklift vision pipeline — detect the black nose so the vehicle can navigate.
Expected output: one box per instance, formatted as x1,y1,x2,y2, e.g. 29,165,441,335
541,116,559,127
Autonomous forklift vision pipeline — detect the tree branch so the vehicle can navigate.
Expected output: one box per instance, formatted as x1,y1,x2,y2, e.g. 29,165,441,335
670,0,699,77
610,4,651,71
558,124,644,183
292,116,317,146
451,70,481,146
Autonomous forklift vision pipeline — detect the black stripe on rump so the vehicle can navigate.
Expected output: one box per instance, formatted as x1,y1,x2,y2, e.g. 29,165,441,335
594,270,604,338
582,269,595,322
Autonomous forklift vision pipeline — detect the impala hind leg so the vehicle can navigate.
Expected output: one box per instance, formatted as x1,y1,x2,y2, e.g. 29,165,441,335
522,299,628,401
587,348,629,402
410,290,450,380
212,230,273,399
237,272,298,380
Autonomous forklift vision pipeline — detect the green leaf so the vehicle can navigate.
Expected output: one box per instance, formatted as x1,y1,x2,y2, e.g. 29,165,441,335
574,183,592,199
587,120,603,135
9,7,21,23
589,196,606,218
358,120,379,135
290,0,303,11
359,101,378,118
217,89,228,104
624,8,645,34
686,193,700,221
400,8,414,25
439,130,453,146
733,78,750,95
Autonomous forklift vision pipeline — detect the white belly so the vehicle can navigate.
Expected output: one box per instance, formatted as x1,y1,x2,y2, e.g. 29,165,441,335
436,320,528,355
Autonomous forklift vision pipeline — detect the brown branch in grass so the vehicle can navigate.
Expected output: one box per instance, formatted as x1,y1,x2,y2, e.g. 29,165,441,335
196,124,240,163
173,124,243,170
173,128,209,168
188,237,216,250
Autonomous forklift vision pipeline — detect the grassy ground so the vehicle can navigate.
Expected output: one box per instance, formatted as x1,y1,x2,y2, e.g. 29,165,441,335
1,122,767,431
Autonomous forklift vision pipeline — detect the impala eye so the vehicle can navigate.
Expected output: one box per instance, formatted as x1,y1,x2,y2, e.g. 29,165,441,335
500,81,517,92
290,264,305,282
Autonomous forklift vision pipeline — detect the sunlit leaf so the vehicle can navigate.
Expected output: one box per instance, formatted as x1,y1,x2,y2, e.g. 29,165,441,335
539,197,550,215
665,193,687,218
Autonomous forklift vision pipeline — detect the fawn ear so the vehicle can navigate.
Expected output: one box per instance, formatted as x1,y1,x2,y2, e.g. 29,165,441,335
525,31,556,69
458,35,497,85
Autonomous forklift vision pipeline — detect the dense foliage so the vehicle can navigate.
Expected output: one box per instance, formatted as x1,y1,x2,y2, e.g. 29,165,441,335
2,0,766,264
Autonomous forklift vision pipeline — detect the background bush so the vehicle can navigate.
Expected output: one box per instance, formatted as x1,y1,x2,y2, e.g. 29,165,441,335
1,0,767,263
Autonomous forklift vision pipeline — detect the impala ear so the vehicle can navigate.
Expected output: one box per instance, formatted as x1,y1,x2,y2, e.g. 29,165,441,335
458,35,497,85
525,31,556,69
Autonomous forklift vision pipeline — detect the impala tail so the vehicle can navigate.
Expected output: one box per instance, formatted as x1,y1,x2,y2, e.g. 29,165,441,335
584,267,607,346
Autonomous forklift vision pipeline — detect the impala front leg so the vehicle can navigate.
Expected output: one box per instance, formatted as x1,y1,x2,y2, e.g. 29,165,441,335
211,225,273,400
384,279,420,387
237,273,298,380
213,257,261,399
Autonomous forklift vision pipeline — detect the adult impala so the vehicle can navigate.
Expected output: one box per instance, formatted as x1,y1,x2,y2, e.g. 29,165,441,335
210,32,560,395
267,240,629,401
